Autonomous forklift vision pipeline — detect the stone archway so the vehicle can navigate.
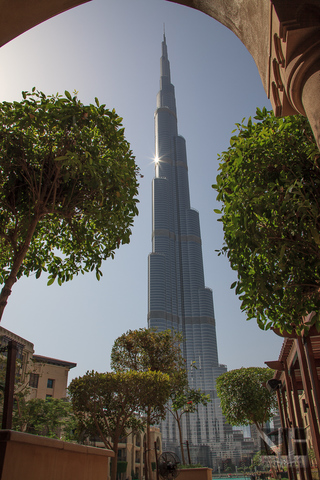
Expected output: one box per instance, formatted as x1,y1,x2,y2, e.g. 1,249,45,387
168,0,320,148
0,0,90,48
1,0,320,147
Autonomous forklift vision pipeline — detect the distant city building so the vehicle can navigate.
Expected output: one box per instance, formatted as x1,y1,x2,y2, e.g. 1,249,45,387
233,425,252,439
148,33,249,469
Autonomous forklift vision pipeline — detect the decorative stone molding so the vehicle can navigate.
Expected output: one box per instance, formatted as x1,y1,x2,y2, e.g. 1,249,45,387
270,3,320,119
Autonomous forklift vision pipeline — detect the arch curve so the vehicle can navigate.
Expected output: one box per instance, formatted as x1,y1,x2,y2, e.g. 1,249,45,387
1,0,320,147
0,0,91,48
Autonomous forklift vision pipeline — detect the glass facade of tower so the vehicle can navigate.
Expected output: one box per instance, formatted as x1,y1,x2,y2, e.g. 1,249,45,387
148,34,232,468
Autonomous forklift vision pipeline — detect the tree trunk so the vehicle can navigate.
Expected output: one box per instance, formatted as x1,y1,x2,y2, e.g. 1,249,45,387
254,422,278,478
147,410,153,480
111,443,119,480
0,215,39,321
254,422,269,454
176,414,186,464
15,395,26,432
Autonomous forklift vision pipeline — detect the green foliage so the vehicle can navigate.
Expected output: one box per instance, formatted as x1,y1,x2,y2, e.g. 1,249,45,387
171,388,210,415
0,89,140,319
69,370,171,445
68,369,171,480
252,450,263,468
111,328,188,427
0,351,36,429
111,329,211,467
216,367,277,430
12,397,76,439
111,328,186,478
214,108,320,334
168,386,211,464
0,352,77,441
111,328,185,376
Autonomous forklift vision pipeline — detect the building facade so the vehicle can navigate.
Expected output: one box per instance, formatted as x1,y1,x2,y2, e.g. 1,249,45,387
148,34,235,469
0,326,76,401
28,354,77,400
265,321,320,477
92,427,161,480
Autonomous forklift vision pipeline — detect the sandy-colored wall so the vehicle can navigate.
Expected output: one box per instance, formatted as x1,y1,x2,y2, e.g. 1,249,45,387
0,430,114,480
30,362,69,400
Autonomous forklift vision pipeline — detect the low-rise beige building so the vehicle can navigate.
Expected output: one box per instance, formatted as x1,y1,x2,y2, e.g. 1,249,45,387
0,326,34,387
91,427,162,480
0,327,164,479
119,427,161,480
0,326,76,401
28,355,77,400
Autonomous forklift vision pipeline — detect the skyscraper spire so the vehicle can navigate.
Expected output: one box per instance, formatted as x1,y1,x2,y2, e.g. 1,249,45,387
148,33,231,468
157,32,175,116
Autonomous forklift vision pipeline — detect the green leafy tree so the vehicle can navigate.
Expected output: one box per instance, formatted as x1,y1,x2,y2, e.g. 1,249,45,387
252,450,264,470
111,328,185,478
68,369,171,480
0,348,35,427
222,459,235,473
167,388,211,464
111,328,184,374
213,109,319,334
0,350,78,439
216,367,277,436
0,89,140,321
12,397,76,439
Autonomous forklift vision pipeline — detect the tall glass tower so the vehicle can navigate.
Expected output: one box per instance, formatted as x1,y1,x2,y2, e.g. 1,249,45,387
148,34,232,468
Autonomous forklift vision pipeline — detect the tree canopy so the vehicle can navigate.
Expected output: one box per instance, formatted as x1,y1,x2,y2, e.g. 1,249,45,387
213,108,320,334
111,328,186,477
0,89,140,320
111,328,185,376
168,387,210,464
68,369,171,480
216,367,277,432
12,397,76,440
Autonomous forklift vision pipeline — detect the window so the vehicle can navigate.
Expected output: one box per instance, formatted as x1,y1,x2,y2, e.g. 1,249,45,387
47,378,54,389
29,373,39,388
46,394,52,400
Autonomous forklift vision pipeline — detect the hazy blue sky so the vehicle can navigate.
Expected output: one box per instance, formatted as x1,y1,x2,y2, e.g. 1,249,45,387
0,0,283,381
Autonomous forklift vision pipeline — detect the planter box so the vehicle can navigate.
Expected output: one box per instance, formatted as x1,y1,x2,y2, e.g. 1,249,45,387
0,429,114,480
179,467,212,480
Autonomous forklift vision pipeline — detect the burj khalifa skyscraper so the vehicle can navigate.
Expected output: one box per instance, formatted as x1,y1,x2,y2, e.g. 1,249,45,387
148,33,231,467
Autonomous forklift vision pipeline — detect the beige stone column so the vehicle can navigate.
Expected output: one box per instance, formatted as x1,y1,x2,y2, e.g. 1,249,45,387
283,34,320,149
302,63,320,148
